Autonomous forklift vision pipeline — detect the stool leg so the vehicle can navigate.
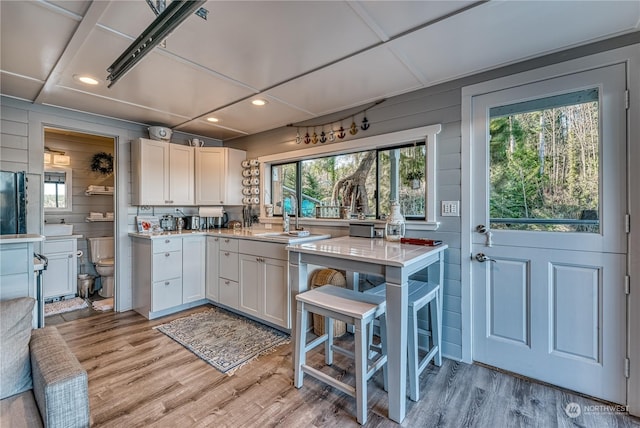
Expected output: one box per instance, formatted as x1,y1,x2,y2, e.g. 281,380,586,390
432,292,442,367
354,318,368,425
325,316,334,365
408,306,419,401
294,301,307,388
379,314,388,392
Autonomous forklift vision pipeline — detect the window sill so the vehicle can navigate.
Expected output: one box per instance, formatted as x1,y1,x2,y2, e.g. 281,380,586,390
258,217,440,231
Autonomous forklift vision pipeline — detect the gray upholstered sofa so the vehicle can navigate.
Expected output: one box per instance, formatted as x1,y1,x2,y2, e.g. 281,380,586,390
0,297,90,427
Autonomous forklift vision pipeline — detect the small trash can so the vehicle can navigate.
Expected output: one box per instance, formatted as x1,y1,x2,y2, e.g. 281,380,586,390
77,274,94,298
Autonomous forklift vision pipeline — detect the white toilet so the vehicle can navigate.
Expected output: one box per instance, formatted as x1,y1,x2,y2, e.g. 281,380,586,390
88,237,115,298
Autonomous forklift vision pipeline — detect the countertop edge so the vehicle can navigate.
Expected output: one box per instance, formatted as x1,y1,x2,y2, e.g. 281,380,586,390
128,230,331,244
0,234,45,243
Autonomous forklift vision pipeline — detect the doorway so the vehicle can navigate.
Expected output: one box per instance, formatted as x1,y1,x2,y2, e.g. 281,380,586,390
468,64,627,403
43,127,116,320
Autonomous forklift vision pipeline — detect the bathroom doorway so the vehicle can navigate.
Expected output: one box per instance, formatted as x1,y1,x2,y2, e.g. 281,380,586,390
43,127,116,323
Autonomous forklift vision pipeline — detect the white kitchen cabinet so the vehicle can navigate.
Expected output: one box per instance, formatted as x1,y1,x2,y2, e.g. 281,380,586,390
218,237,239,309
205,236,220,301
132,236,188,319
131,138,194,206
238,240,289,328
43,238,77,300
195,147,245,205
182,236,205,303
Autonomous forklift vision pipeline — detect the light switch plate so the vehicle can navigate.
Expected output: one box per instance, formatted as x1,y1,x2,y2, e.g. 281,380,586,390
441,200,460,217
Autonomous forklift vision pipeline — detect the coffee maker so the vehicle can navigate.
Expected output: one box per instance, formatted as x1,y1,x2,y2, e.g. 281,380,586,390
210,212,228,228
184,216,200,230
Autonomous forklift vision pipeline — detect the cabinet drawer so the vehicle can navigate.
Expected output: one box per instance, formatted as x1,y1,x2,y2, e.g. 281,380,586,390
153,238,182,253
152,278,182,312
219,250,238,281
152,251,182,280
219,237,239,252
43,240,75,254
239,240,287,260
219,278,239,309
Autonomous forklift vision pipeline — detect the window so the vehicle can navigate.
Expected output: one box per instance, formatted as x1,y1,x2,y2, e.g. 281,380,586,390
263,125,441,226
274,145,426,220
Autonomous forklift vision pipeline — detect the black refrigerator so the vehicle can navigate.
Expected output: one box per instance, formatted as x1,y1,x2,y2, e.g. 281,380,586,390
0,170,27,235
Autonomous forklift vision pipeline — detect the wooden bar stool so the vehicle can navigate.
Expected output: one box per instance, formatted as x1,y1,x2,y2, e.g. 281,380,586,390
294,285,387,425
366,279,442,401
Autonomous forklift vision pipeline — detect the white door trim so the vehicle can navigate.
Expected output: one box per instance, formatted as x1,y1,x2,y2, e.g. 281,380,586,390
461,43,640,415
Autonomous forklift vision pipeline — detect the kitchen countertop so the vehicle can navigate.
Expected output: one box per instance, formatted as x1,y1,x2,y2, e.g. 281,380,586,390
0,234,45,244
128,228,331,244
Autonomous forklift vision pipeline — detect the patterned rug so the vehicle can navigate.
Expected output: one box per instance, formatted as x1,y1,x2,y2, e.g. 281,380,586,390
155,307,290,375
44,297,88,316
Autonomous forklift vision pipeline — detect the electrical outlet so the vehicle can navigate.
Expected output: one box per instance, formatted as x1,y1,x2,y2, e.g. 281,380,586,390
374,229,384,238
441,201,460,217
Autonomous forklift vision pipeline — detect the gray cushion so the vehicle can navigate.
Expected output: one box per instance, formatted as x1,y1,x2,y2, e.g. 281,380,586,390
0,297,35,399
0,390,43,428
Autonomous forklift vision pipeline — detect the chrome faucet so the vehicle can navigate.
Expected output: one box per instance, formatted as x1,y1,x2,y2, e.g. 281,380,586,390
289,194,303,231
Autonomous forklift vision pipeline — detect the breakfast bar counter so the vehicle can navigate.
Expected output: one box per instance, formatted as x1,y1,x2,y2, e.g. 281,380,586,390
286,236,447,423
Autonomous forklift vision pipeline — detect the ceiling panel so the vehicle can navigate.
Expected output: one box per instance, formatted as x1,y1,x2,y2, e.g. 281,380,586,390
0,1,80,82
356,0,477,38
187,95,315,135
151,1,383,90
44,86,190,127
56,26,257,119
0,73,44,102
266,45,423,116
391,1,640,85
47,1,91,17
178,121,248,141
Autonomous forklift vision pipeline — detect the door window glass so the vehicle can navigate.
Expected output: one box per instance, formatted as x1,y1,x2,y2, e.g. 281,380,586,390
489,88,600,233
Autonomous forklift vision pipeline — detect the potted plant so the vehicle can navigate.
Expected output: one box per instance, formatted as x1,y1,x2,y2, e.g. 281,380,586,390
406,169,423,189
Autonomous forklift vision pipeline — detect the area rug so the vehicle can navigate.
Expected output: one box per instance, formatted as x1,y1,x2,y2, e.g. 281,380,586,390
155,307,290,375
44,297,88,316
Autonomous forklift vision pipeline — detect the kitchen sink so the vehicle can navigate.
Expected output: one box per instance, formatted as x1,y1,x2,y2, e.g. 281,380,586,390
43,224,74,236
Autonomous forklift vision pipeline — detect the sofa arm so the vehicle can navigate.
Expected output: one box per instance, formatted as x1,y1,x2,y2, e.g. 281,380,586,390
30,327,90,428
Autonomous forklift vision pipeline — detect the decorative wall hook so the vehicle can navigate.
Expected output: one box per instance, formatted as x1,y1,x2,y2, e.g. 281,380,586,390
295,129,302,144
319,130,327,143
337,122,346,139
361,115,370,130
304,127,311,144
328,129,335,142
311,129,318,144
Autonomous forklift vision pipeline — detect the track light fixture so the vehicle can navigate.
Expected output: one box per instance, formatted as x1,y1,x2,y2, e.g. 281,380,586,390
106,0,206,88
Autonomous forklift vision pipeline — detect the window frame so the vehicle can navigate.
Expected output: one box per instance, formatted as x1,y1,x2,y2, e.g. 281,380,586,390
259,125,441,228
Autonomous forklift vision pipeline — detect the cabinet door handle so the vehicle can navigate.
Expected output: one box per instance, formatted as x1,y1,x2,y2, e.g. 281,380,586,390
165,281,170,286
68,254,73,258
214,238,219,242
224,252,229,256
225,280,230,285
165,253,170,257
256,257,260,262
165,239,170,243
224,239,230,243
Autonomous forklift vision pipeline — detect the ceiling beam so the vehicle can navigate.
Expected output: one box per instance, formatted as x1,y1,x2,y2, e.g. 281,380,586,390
34,1,111,104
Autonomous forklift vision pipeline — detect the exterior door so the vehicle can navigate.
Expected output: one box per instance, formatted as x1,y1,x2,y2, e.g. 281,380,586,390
471,64,627,403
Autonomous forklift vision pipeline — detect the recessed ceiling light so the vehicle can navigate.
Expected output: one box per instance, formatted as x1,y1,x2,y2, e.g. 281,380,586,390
73,74,99,85
251,99,267,106
207,117,219,123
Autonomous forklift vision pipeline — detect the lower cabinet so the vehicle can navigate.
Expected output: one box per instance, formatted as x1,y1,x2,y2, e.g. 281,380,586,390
219,278,239,309
43,238,77,300
182,236,205,303
205,236,220,301
132,235,205,319
238,243,288,328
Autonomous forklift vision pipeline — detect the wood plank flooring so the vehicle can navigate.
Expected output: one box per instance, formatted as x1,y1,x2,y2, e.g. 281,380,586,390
54,305,640,427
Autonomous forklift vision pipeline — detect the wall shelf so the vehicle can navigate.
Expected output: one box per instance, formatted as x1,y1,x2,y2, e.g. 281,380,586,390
85,190,113,196
85,218,114,222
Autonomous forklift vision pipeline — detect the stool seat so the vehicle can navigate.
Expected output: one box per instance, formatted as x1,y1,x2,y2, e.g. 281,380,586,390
294,285,387,425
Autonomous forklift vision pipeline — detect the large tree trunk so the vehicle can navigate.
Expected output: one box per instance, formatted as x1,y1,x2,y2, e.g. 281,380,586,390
331,151,376,214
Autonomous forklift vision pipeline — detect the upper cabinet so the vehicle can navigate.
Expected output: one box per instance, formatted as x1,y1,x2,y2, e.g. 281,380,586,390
195,147,245,206
131,138,194,206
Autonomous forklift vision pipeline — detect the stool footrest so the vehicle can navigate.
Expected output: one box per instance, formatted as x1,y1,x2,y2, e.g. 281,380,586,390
305,334,328,353
418,346,439,374
301,364,356,398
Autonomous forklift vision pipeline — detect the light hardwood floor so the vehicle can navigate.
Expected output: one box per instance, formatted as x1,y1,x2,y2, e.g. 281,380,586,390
54,305,640,427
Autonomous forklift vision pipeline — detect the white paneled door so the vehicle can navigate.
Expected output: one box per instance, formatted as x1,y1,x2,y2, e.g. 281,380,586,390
471,64,627,403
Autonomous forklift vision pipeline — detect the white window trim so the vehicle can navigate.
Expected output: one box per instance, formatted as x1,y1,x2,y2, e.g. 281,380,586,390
257,124,442,229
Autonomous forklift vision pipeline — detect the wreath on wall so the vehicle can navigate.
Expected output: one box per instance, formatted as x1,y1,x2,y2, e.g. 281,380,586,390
91,152,113,175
